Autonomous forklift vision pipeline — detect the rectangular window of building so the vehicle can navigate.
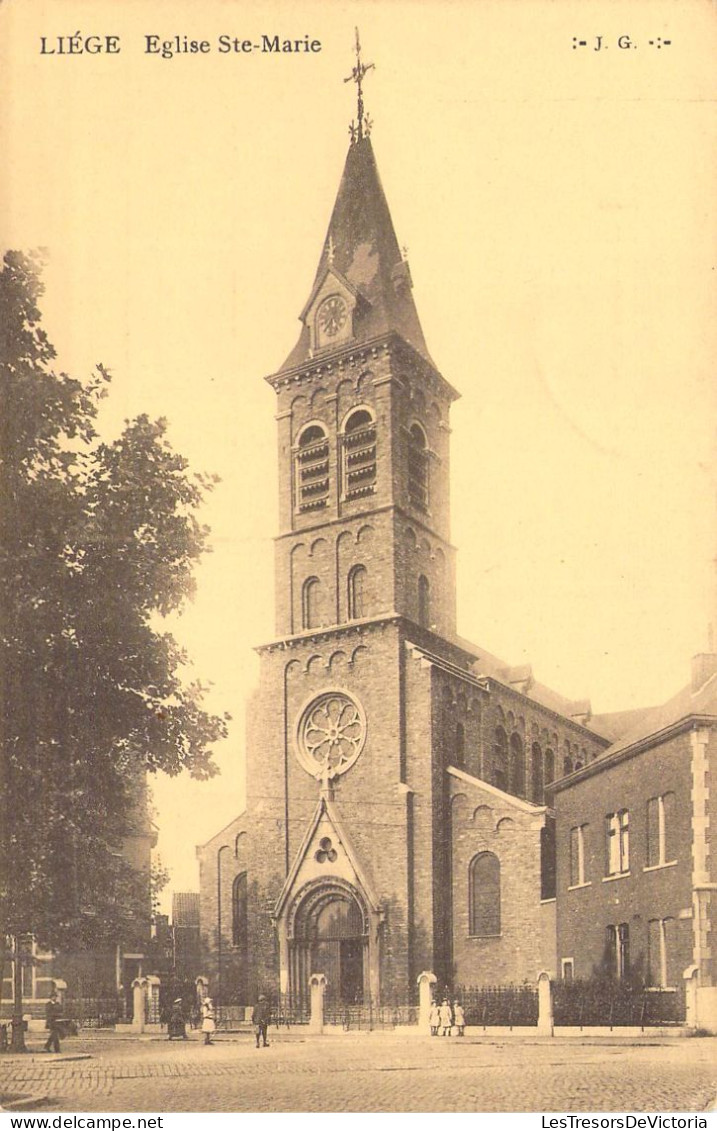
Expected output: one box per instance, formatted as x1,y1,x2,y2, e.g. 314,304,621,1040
569,824,588,886
647,917,674,988
646,793,676,868
606,922,630,979
561,958,574,982
605,810,629,875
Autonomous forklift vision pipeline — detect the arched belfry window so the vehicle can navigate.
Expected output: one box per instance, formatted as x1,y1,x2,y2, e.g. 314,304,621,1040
302,576,323,631
232,872,248,949
342,409,376,500
296,423,330,512
510,733,526,798
469,852,501,937
418,574,430,629
408,423,429,511
348,564,367,620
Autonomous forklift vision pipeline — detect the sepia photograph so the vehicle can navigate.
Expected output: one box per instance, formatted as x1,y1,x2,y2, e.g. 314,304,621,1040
1,0,716,1116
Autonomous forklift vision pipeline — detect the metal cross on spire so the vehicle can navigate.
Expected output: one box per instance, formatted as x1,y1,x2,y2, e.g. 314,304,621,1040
344,27,374,143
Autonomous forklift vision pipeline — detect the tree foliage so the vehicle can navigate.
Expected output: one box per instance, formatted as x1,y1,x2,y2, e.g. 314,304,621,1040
0,250,228,956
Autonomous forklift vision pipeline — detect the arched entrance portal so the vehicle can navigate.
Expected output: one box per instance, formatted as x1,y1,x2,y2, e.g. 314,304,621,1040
289,880,369,1007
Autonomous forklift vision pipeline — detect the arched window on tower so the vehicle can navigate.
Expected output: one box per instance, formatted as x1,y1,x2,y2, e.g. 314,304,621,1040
469,852,501,937
408,423,429,511
510,733,526,797
348,564,367,620
531,743,544,804
418,574,430,628
232,872,248,949
302,576,323,631
342,409,376,500
296,423,330,512
454,722,465,769
493,727,508,792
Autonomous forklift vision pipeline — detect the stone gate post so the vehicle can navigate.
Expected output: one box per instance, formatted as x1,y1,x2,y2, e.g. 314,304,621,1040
131,977,147,1034
309,973,327,1035
537,971,554,1036
417,971,437,1035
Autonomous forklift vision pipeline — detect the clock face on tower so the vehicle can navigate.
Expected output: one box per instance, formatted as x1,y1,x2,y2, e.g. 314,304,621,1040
317,294,348,342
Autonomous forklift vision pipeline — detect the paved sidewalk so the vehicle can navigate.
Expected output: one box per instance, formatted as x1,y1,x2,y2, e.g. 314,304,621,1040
1,1031,715,1113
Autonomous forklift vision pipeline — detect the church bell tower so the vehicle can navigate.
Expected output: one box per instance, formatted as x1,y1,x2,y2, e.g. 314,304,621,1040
241,33,464,1006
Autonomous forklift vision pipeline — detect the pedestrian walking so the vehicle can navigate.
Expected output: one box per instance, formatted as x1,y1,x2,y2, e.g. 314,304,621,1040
252,993,271,1048
438,998,453,1036
168,998,187,1040
453,1000,465,1036
201,997,216,1045
43,990,62,1053
429,1000,440,1036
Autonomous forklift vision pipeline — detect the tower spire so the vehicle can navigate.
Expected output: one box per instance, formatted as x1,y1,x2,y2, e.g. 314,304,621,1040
344,27,374,142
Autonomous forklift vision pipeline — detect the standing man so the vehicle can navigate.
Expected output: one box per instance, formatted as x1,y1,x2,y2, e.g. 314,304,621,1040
43,990,62,1054
252,993,271,1048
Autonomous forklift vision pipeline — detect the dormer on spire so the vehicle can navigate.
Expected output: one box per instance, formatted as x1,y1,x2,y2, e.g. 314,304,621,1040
344,27,374,144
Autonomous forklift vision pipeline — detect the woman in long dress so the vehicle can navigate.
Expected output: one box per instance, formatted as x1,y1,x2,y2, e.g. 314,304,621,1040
201,997,216,1045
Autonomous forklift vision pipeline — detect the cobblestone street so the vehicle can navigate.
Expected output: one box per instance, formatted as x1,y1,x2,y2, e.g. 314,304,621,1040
1,1031,715,1113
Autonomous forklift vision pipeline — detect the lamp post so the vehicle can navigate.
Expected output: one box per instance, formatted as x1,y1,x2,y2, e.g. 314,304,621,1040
216,844,230,1010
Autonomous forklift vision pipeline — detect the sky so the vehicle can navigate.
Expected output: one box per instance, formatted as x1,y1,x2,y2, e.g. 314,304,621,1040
2,0,716,910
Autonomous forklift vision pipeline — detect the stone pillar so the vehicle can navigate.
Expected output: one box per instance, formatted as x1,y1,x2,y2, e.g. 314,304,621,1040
684,965,699,1029
309,973,327,1035
417,971,437,1035
537,971,554,1037
131,977,147,1034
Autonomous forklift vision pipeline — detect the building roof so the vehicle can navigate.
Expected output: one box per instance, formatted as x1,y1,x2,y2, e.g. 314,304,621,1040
595,667,717,761
452,631,605,738
552,660,717,790
277,136,435,373
171,891,200,927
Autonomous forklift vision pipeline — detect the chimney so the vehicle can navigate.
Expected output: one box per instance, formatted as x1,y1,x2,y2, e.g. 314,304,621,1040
691,653,717,693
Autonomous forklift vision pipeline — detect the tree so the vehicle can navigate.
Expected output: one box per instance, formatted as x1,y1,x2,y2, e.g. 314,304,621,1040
0,251,228,1050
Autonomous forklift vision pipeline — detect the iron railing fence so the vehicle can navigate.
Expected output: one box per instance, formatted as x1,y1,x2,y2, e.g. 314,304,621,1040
455,984,539,1028
63,995,126,1028
323,1000,419,1030
552,980,685,1028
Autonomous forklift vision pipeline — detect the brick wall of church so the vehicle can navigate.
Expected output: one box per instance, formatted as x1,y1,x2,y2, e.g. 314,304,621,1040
450,783,552,985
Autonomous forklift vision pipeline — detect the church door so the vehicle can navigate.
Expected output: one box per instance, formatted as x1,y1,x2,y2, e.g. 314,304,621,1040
291,885,369,1008
310,895,366,1005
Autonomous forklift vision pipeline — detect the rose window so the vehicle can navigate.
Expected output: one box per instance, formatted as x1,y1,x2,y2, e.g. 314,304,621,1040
296,692,366,780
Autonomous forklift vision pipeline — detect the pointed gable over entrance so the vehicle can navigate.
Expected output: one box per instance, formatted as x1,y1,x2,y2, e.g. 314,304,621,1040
278,137,434,373
273,795,383,1004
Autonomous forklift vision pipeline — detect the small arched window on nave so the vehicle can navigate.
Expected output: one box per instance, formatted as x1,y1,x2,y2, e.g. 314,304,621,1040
418,574,430,629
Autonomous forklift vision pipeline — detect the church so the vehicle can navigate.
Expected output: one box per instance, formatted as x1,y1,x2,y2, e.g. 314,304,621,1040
197,45,716,1016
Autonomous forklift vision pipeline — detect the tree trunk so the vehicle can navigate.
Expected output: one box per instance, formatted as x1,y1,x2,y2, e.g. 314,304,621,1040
10,936,27,1053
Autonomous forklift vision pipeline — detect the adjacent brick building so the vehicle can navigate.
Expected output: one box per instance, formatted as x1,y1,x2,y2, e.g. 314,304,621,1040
553,655,717,1023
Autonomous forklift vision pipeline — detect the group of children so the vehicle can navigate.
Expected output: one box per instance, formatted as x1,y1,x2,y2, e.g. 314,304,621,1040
429,998,465,1036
